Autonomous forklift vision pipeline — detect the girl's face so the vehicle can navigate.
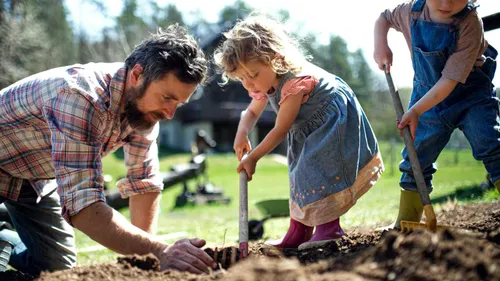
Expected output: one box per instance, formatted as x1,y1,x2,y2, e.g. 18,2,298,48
426,0,468,22
232,59,280,95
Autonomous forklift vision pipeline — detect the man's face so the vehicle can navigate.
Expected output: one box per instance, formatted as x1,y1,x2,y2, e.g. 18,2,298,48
125,73,198,132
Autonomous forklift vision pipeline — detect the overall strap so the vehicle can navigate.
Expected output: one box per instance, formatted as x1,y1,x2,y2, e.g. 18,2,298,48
276,72,296,93
448,2,478,30
411,0,426,12
453,2,478,21
411,0,426,25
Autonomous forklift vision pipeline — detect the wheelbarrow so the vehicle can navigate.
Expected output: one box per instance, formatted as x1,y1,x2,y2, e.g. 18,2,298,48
248,198,289,240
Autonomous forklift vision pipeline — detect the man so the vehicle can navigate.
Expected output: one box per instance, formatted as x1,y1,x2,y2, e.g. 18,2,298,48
0,24,217,275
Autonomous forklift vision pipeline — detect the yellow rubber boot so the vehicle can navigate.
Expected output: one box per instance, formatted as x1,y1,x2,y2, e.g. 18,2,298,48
376,189,424,231
394,189,424,230
495,180,500,193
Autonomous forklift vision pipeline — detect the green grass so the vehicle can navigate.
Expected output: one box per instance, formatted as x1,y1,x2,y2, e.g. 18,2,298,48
75,142,500,265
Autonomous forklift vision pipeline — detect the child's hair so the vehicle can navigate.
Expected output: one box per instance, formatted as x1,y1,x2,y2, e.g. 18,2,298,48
214,14,309,85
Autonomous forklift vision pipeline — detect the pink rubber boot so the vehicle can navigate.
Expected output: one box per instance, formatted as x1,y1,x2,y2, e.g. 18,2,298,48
298,218,345,250
265,218,313,249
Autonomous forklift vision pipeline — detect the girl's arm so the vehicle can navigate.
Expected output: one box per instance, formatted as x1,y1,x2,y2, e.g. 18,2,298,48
234,98,268,160
247,92,303,161
238,98,268,136
399,77,458,138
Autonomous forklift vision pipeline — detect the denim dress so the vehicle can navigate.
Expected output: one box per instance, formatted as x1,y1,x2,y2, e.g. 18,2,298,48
400,0,500,192
266,63,384,226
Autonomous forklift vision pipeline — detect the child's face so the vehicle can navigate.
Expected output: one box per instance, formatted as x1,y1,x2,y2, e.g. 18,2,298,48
426,0,468,22
232,60,279,95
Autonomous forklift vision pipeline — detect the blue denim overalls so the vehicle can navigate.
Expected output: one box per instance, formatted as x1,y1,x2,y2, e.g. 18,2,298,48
266,63,380,221
400,0,499,191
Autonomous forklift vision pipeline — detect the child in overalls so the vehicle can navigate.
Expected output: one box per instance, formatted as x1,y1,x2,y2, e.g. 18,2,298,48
215,15,384,249
374,0,498,229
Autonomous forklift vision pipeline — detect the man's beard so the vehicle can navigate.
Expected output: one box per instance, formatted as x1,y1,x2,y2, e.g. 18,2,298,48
124,85,160,132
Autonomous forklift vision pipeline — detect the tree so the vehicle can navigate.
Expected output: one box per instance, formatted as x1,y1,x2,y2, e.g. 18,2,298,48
151,2,184,28
218,0,252,25
0,1,51,88
29,0,76,67
116,0,149,52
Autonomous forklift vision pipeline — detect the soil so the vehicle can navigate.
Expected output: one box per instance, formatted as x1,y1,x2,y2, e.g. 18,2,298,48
1,201,499,281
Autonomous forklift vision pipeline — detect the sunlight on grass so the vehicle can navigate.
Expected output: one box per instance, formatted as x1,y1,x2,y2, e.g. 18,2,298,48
76,142,499,265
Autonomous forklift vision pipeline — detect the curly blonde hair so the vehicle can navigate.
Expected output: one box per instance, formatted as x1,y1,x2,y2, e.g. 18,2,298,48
214,14,309,85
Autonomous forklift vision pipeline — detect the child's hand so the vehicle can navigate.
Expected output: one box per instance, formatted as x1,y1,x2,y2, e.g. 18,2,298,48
234,131,252,161
237,155,257,181
397,108,419,141
374,45,393,73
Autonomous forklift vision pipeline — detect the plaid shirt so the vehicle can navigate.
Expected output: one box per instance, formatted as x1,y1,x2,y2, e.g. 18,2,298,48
0,63,163,224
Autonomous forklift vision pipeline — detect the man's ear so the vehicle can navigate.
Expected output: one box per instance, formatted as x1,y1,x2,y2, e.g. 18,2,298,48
129,64,144,87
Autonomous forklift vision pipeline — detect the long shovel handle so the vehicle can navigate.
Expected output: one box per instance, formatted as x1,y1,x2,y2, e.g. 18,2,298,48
239,170,249,259
384,68,437,231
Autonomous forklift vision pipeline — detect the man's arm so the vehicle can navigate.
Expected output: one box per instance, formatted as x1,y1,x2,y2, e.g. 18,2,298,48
129,191,161,234
71,202,216,273
116,124,164,233
71,201,165,256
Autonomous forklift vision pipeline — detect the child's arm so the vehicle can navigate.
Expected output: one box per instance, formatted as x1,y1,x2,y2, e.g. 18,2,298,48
234,98,268,160
237,93,303,180
398,77,458,139
374,14,393,73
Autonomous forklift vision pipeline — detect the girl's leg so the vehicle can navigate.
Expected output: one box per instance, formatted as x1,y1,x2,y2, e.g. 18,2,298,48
297,218,344,250
264,218,313,249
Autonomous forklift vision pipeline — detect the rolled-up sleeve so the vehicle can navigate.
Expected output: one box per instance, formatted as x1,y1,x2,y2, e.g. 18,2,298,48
44,87,106,225
116,123,163,198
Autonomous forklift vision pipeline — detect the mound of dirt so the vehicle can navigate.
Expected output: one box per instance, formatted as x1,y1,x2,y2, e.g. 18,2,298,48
1,201,498,281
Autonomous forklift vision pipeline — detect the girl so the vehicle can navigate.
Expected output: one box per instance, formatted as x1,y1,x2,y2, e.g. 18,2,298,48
374,0,498,229
214,15,384,250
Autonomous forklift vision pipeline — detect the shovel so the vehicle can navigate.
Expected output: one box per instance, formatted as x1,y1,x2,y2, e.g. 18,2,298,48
384,67,447,232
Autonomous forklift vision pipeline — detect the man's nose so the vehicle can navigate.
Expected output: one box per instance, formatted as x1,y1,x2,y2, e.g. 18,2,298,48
163,104,177,119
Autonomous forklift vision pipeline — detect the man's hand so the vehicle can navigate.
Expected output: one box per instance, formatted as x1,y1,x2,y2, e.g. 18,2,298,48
157,238,217,274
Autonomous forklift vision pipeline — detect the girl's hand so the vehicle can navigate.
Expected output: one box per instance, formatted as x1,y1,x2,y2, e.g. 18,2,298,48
233,131,252,161
397,108,419,141
374,45,393,73
237,155,257,181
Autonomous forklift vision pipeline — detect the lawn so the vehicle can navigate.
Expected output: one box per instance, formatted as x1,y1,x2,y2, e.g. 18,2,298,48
75,141,500,265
